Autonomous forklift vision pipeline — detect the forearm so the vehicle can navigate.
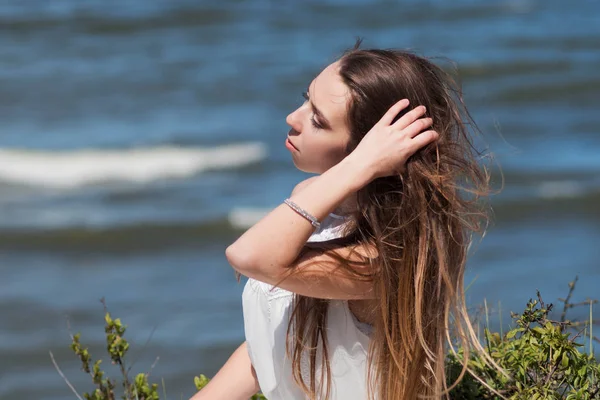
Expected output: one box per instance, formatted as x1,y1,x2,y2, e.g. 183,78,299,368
226,156,370,279
189,342,260,400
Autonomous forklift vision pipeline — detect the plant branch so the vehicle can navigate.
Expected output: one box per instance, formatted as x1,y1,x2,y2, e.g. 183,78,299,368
127,324,158,375
147,356,160,379
560,276,578,323
50,351,85,400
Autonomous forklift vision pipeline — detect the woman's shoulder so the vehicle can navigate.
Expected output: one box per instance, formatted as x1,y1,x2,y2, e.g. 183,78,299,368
291,176,319,196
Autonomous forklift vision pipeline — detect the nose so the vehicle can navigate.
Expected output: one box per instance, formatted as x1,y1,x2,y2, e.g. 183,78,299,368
286,108,302,133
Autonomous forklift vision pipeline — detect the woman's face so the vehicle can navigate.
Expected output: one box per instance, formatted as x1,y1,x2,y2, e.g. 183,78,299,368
285,61,352,174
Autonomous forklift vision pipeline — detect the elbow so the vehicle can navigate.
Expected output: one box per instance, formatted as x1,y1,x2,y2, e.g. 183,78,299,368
225,244,257,275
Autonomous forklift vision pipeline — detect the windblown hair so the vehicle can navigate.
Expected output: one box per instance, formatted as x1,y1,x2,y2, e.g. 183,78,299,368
284,41,502,399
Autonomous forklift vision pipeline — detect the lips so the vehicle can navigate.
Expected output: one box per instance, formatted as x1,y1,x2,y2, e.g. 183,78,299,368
286,137,299,151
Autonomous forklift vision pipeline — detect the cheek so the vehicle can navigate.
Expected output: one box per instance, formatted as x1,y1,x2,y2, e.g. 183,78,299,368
302,137,349,173
322,143,348,163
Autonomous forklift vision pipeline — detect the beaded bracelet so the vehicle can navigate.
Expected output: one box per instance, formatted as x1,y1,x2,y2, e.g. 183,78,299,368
283,198,321,230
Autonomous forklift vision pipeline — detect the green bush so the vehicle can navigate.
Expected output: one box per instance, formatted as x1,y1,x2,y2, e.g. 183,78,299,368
447,290,599,399
53,280,598,399
51,299,162,400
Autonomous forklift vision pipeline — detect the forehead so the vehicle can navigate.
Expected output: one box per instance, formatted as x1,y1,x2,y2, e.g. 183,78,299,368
309,61,349,128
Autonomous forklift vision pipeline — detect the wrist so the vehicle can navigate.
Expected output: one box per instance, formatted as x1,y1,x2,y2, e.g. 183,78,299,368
338,155,373,191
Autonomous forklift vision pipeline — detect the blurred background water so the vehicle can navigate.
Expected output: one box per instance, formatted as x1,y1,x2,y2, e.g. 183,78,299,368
0,0,598,398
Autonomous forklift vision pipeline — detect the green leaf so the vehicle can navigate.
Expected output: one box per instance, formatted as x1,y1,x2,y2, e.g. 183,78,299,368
506,329,518,339
194,374,210,390
533,326,546,335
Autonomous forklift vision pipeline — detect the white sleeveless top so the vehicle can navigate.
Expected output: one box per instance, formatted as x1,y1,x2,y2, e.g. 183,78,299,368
242,213,373,400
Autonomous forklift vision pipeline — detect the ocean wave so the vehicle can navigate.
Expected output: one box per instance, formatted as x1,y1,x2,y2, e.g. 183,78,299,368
492,77,600,104
491,180,600,224
0,143,267,188
457,59,573,80
228,207,270,229
0,182,598,254
0,219,235,253
0,207,270,254
0,7,235,34
0,2,539,36
537,180,590,199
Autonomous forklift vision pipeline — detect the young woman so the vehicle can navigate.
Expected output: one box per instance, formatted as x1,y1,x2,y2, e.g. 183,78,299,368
191,42,495,400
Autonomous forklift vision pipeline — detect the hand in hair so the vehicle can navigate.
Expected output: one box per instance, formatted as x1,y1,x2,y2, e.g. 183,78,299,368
348,99,439,180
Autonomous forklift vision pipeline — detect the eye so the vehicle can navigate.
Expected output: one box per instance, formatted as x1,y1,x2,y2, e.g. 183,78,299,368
310,115,324,130
301,91,324,130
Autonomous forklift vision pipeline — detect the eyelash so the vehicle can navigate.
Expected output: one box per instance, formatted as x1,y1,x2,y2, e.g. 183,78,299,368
301,91,324,130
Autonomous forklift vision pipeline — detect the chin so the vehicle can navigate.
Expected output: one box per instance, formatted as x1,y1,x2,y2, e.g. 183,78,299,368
291,157,329,174
294,165,314,174
292,162,321,174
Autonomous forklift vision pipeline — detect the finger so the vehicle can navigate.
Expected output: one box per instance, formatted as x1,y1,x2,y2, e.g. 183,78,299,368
379,99,410,126
392,105,427,131
403,117,433,138
409,130,439,151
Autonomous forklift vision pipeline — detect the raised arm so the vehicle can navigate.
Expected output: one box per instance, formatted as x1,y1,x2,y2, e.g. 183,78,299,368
226,155,371,299
226,99,437,299
189,342,260,400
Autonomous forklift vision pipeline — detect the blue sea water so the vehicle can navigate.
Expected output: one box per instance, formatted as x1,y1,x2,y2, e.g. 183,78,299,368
0,0,598,398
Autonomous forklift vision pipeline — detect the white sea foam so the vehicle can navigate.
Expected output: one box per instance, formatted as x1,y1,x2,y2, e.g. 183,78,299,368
537,180,588,199
0,143,267,188
228,207,270,229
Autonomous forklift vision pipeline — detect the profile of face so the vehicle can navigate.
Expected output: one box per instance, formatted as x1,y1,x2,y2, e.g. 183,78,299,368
285,61,352,174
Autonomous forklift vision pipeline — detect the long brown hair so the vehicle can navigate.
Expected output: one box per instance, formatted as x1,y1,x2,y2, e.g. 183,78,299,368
284,40,501,399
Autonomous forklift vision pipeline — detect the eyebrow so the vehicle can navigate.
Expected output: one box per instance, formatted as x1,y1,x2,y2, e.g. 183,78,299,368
306,87,332,129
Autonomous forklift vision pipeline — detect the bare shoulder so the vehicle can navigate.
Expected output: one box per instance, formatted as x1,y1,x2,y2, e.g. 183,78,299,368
279,240,379,299
291,176,319,196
